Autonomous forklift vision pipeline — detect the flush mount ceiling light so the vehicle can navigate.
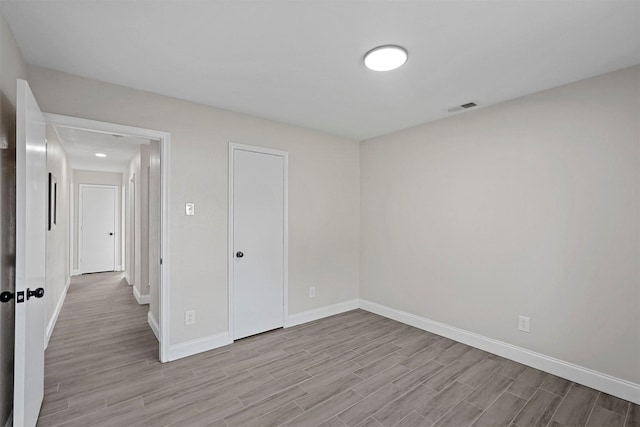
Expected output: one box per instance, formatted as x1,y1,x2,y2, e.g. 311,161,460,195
364,45,408,71
95,153,107,158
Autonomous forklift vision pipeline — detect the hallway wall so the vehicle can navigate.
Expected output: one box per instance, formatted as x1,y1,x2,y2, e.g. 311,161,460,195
45,126,71,343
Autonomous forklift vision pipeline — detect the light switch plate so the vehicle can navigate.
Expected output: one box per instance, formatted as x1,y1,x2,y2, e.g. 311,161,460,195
185,203,195,216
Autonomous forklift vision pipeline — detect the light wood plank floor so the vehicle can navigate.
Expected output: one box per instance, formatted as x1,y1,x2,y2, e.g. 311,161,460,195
39,272,639,427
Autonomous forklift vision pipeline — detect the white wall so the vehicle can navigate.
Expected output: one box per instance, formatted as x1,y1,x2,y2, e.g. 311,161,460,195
0,8,27,425
360,66,640,384
27,65,361,346
126,148,150,299
139,144,150,297
45,126,71,343
148,141,161,324
73,169,123,273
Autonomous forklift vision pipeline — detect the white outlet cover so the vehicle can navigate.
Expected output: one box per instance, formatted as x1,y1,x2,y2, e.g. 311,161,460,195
185,310,195,325
185,202,195,216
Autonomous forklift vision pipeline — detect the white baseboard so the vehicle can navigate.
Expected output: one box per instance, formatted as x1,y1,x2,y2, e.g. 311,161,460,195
71,269,81,276
148,312,160,342
165,300,358,362
167,332,232,362
123,272,131,285
116,264,122,271
359,299,640,405
45,277,70,349
285,299,359,328
133,286,150,305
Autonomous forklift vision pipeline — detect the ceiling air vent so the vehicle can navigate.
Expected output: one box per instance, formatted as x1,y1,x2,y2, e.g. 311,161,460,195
447,102,478,113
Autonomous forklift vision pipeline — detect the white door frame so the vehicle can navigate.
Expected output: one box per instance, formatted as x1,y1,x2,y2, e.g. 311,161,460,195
78,184,118,274
228,142,289,340
43,113,172,362
129,175,136,287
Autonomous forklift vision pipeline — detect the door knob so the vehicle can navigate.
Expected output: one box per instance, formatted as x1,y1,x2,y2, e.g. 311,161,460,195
0,291,14,303
236,251,244,258
27,288,45,300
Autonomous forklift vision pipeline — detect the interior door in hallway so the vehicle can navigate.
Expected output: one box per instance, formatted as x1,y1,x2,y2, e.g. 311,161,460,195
14,79,47,427
80,185,116,273
231,145,287,340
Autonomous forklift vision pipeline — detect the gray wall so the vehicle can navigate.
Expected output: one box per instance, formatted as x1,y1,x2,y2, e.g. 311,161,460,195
26,65,361,346
0,8,26,425
45,126,71,341
360,66,640,384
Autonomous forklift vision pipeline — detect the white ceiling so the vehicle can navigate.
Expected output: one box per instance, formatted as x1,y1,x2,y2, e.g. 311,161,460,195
5,1,640,141
53,126,150,173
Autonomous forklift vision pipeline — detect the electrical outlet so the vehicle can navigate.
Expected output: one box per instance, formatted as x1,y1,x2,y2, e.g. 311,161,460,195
185,310,196,325
185,203,195,216
309,286,316,298
518,315,530,333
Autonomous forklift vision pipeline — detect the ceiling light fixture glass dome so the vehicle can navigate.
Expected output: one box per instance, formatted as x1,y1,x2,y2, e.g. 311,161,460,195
364,45,408,71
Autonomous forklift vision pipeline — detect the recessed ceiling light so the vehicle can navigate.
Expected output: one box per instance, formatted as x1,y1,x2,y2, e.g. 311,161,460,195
364,45,408,71
95,153,107,158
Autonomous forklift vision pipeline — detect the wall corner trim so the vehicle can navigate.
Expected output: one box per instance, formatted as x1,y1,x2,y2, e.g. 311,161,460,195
358,299,640,404
285,299,359,328
166,332,232,362
147,312,160,342
71,269,81,276
132,286,150,305
45,277,71,349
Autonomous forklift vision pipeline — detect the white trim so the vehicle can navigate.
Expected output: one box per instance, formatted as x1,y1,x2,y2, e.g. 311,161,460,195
167,332,232,362
359,299,640,404
123,272,131,285
228,142,289,341
45,277,71,348
148,312,160,342
78,183,118,274
116,264,122,271
121,182,126,271
44,113,171,363
285,299,359,328
69,181,74,276
133,286,150,305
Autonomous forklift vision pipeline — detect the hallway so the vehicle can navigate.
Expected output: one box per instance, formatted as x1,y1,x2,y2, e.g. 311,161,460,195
38,272,158,426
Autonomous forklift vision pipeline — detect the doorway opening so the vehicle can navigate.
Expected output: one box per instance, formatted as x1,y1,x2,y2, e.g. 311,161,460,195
44,113,171,362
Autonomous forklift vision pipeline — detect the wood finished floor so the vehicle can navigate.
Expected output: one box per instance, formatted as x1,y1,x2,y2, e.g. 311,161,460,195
39,272,639,427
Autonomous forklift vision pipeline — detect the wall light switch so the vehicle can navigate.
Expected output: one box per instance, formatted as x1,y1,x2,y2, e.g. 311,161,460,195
185,203,195,216
518,315,530,333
